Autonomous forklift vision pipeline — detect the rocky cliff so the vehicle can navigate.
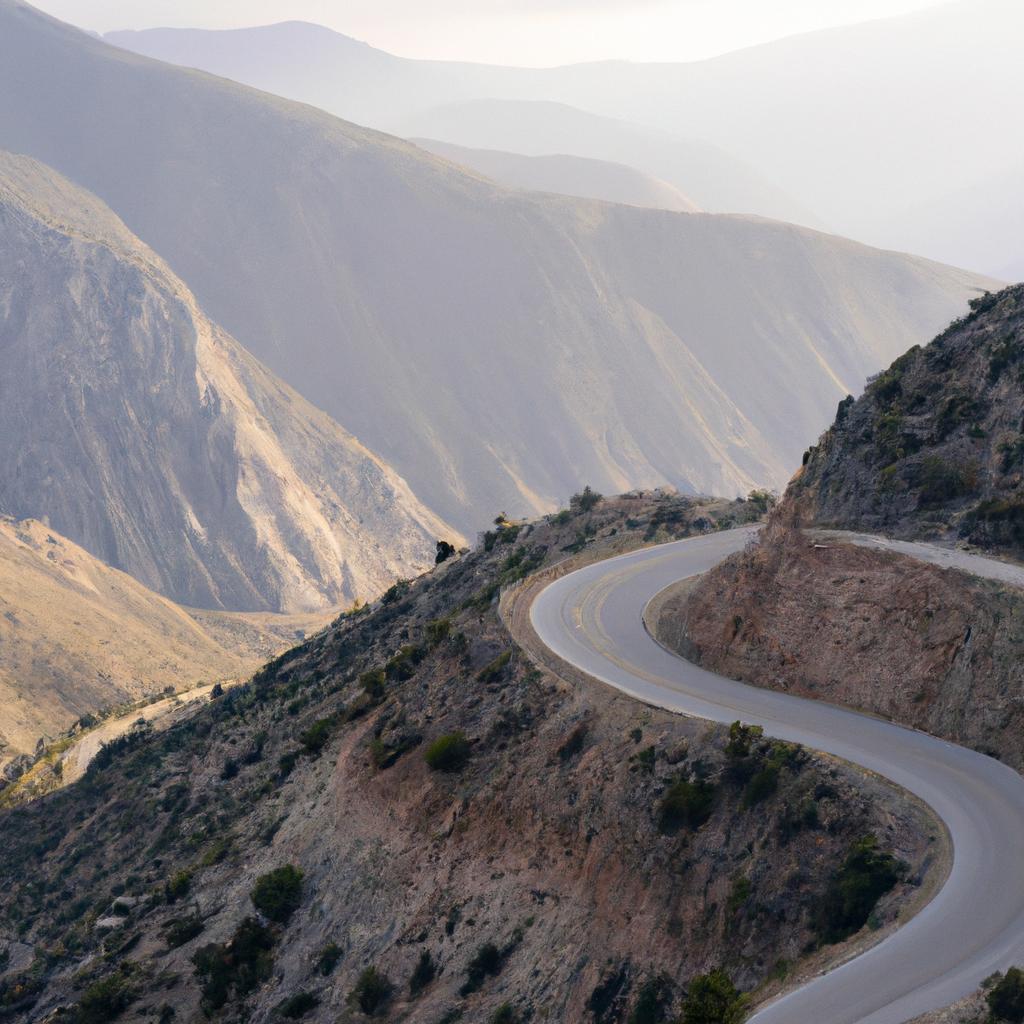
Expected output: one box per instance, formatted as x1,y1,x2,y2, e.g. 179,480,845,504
661,285,1024,767
0,151,455,613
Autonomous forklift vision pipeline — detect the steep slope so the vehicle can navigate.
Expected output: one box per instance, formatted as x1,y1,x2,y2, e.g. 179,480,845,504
413,137,700,213
0,496,936,1023
107,2,1023,274
657,285,1024,771
0,150,454,613
0,516,327,773
0,2,994,531
790,286,1024,553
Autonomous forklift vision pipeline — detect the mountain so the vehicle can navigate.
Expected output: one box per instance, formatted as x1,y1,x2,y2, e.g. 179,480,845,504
790,286,1024,552
104,23,816,225
0,515,327,772
655,284,1024,771
400,101,815,224
0,149,454,613
412,137,700,213
0,495,934,1022
0,3,994,533
107,2,1024,275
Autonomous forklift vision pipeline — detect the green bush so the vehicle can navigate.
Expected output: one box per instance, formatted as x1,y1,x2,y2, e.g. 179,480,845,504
193,917,275,1010
77,973,133,1024
276,991,319,1018
317,941,343,976
989,967,1024,1022
164,868,192,903
424,731,471,773
426,618,452,647
164,913,205,949
681,970,747,1024
299,717,335,756
251,865,305,924
460,942,504,996
658,778,715,833
491,1003,519,1024
349,966,392,1015
628,978,667,1024
476,650,512,683
409,949,436,995
570,486,603,514
814,835,904,944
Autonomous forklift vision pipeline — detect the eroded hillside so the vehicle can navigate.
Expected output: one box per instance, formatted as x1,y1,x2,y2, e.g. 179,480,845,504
0,150,456,613
658,286,1024,768
0,495,937,1023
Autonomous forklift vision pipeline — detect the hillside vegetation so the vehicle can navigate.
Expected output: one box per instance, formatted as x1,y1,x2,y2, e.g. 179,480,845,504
0,495,935,1024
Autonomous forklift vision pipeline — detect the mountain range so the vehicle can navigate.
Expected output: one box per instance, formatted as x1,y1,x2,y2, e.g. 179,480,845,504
0,0,995,536
107,1,1024,279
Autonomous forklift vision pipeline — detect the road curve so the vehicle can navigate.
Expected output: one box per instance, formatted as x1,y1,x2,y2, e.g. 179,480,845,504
530,526,1024,1024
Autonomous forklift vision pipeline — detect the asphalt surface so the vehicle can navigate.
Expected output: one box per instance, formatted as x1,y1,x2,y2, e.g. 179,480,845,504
530,526,1024,1024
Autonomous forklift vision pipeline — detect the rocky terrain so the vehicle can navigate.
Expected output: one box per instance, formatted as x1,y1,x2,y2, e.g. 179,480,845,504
789,285,1024,558
0,150,455,613
0,1,994,532
657,286,1024,774
0,494,938,1023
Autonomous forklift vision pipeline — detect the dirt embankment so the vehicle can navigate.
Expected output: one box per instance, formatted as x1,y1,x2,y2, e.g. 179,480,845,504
657,525,1024,770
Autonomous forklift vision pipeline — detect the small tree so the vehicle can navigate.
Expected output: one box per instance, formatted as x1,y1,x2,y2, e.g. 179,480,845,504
570,486,603,515
424,731,471,772
682,970,748,1024
349,966,392,1015
251,865,304,924
989,968,1024,1022
435,540,456,564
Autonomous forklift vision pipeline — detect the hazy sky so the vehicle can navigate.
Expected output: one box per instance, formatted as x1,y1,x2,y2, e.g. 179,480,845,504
38,0,948,65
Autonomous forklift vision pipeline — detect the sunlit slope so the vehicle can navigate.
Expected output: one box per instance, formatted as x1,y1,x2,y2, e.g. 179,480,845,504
0,150,455,612
0,1,995,530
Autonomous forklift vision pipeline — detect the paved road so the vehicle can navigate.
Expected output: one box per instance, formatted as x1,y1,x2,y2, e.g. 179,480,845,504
530,527,1024,1024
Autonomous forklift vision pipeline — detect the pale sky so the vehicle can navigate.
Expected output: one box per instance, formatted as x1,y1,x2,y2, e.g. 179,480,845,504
37,0,948,66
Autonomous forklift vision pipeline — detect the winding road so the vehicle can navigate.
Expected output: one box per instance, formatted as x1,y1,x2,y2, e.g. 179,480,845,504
529,527,1024,1024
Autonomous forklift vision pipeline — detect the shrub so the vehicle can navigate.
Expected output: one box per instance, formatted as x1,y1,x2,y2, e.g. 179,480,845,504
628,978,668,1024
317,941,343,976
359,668,386,702
276,991,319,1018
299,717,336,756
164,913,205,949
193,917,275,1010
164,868,192,903
380,579,411,605
658,778,715,833
491,1003,519,1024
557,722,589,763
426,618,452,647
251,865,304,924
681,970,747,1024
915,456,973,508
409,949,436,995
570,486,603,514
77,973,133,1024
460,942,504,996
425,731,471,773
349,966,392,1015
476,650,512,683
814,835,905,944
989,967,1024,1022
436,540,457,564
